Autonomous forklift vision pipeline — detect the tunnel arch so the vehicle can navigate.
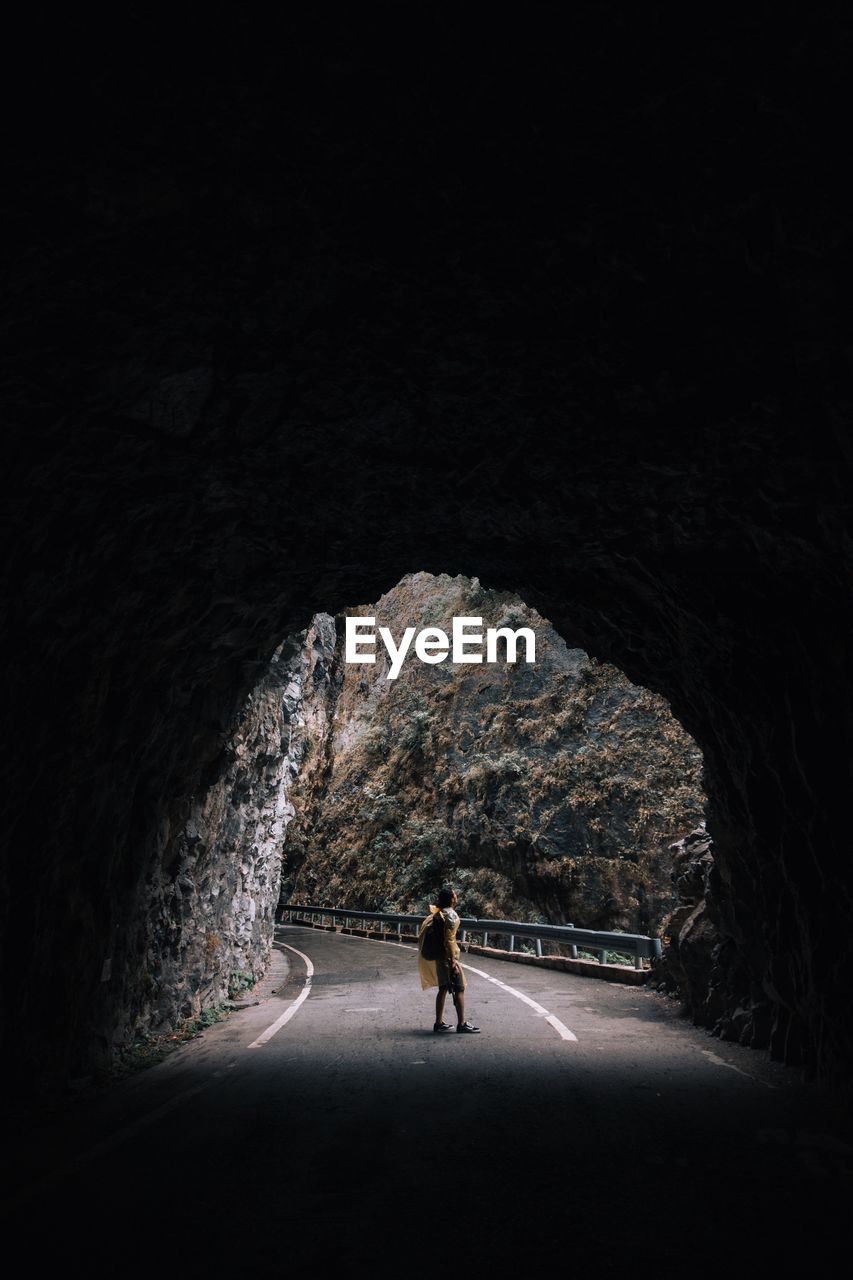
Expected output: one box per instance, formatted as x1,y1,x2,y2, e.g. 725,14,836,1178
3,7,852,1096
4,457,850,1095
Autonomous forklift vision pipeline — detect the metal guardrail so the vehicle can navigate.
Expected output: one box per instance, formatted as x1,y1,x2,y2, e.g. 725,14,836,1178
280,904,662,970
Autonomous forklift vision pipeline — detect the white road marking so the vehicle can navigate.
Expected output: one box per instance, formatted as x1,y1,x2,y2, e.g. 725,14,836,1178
277,927,578,1041
698,1048,776,1088
462,962,578,1041
545,1013,578,1041
248,943,314,1048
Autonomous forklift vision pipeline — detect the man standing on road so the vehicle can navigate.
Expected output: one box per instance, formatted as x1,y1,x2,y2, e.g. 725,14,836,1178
418,885,480,1034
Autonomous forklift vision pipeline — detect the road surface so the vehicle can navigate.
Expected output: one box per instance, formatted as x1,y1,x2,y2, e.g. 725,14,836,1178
3,925,850,1273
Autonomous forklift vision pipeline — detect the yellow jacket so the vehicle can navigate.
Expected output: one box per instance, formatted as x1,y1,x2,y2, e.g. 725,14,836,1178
417,905,460,990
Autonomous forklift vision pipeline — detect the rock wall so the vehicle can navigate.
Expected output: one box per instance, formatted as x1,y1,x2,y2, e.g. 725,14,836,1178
125,638,303,1037
123,617,347,1044
65,640,295,1062
282,573,705,934
72,617,337,1057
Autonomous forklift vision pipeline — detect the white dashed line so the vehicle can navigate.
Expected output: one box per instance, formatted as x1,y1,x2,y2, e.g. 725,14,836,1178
247,943,314,1047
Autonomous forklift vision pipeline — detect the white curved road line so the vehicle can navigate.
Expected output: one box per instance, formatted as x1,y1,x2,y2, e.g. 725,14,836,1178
276,929,578,1043
461,962,578,1041
248,943,314,1047
545,1013,578,1042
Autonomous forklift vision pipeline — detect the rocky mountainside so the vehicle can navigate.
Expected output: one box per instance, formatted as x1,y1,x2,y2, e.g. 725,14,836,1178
282,573,705,934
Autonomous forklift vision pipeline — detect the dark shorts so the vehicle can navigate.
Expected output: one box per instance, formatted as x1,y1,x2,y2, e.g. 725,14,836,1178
436,958,467,994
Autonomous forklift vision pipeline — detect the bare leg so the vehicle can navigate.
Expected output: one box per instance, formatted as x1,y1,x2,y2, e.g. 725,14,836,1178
454,990,465,1026
435,989,448,1024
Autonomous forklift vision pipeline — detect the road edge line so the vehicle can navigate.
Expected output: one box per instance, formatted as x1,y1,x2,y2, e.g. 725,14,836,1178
247,943,314,1047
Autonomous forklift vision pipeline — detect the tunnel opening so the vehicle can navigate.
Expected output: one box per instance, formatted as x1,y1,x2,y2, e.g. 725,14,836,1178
130,570,712,1073
7,513,848,1100
278,571,707,937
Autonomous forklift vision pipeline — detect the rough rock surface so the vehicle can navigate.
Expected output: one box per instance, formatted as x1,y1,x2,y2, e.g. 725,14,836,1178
657,828,721,1009
657,826,779,1052
107,618,345,1049
126,638,303,1039
283,573,705,934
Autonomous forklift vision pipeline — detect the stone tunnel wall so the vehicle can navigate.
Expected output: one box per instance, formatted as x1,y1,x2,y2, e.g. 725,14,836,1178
100,618,341,1053
125,637,302,1040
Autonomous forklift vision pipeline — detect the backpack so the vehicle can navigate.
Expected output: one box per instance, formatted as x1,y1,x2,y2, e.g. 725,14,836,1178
421,909,446,961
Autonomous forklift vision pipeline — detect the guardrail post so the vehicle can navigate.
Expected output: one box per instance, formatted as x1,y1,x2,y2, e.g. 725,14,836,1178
634,954,642,970
536,939,543,957
483,932,489,948
567,923,578,959
509,934,515,952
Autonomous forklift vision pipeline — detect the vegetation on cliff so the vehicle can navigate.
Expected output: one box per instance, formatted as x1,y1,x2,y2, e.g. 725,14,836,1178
281,573,705,934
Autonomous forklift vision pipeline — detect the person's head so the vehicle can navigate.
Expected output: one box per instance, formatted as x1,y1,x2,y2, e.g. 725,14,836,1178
438,885,456,908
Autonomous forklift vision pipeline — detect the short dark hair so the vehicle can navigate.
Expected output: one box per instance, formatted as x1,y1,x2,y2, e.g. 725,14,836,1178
437,885,454,908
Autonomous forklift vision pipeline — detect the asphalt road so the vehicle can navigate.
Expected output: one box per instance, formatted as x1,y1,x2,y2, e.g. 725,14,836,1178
4,925,851,1274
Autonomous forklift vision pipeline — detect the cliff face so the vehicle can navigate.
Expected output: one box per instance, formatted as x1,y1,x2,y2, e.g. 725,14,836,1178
51,615,348,1060
282,573,705,934
115,645,293,1038
117,631,322,1042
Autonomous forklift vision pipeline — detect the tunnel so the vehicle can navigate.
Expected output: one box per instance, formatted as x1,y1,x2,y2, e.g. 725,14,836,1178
2,7,851,1116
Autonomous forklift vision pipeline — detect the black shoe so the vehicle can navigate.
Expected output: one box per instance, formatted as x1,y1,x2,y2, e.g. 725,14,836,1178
457,1021,481,1033
433,1021,453,1033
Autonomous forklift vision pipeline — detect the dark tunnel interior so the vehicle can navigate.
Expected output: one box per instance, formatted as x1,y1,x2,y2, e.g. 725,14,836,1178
2,6,853,1115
